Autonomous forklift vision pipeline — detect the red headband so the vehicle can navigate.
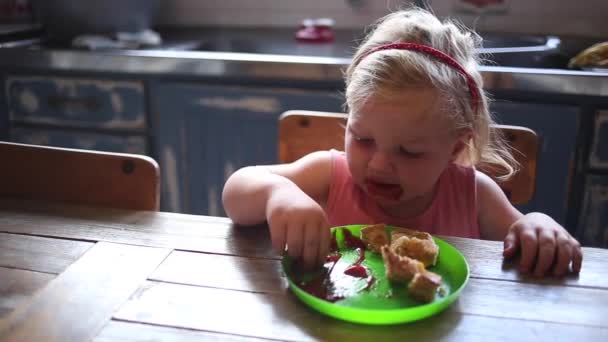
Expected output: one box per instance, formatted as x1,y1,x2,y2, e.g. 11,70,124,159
355,42,480,111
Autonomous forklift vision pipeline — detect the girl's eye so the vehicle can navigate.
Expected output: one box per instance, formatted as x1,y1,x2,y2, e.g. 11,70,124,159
353,135,374,146
399,147,423,158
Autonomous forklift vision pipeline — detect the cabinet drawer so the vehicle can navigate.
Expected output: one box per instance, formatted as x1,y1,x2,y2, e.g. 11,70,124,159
576,175,608,248
6,76,146,130
10,127,147,155
589,110,608,169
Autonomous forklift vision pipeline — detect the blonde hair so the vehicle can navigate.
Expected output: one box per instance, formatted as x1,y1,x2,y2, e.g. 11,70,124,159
345,7,518,180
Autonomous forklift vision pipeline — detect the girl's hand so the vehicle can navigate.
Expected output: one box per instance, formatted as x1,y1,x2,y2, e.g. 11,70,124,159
503,212,583,277
266,185,331,270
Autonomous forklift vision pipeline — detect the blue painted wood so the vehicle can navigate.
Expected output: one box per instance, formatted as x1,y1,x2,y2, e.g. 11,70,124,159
491,101,579,227
154,83,344,216
589,110,608,169
576,174,608,248
6,76,146,130
9,127,147,154
0,76,7,140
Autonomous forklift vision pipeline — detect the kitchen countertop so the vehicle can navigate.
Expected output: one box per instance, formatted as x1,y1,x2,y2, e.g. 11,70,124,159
0,27,606,96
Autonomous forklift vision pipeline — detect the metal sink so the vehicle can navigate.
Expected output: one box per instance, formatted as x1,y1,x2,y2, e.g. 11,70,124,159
477,33,562,68
154,28,565,69
481,34,559,50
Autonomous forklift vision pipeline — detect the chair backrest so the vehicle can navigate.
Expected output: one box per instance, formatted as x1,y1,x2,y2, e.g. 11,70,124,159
0,141,160,211
278,110,539,205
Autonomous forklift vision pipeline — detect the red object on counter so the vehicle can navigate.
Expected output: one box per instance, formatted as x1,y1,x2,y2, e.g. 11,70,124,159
295,18,334,43
0,0,33,21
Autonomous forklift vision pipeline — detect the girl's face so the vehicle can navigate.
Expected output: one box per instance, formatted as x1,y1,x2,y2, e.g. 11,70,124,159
345,88,468,218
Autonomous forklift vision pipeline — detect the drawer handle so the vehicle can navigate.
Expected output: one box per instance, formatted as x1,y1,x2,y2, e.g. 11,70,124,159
47,95,102,112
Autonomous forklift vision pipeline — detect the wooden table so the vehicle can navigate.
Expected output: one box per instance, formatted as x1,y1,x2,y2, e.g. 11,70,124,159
1,198,607,341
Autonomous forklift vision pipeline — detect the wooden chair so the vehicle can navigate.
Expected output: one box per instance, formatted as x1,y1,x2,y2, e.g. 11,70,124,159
0,141,160,211
278,110,539,205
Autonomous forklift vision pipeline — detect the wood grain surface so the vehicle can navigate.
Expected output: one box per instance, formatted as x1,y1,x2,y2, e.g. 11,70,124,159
95,321,275,342
0,199,275,259
0,232,92,274
113,281,608,341
0,242,170,342
0,268,54,318
2,200,605,289
1,199,607,341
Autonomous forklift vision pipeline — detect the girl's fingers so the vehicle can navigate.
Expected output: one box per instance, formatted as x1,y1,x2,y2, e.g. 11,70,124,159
301,222,319,270
317,222,331,266
503,228,520,258
270,221,287,255
571,239,583,274
518,226,538,273
552,233,573,277
286,223,304,259
533,229,556,277
506,213,584,277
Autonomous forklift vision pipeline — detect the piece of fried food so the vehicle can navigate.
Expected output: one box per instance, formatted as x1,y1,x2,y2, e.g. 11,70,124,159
390,234,439,267
360,223,389,252
407,270,442,303
391,227,432,241
380,245,425,282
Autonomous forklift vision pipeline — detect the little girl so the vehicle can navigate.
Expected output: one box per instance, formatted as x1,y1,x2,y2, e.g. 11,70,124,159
222,8,582,277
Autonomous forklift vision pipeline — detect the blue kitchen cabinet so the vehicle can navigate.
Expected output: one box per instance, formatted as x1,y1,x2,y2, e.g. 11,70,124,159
3,75,149,154
0,77,7,140
6,76,146,130
153,83,344,216
576,175,608,248
589,109,608,169
576,109,608,247
491,100,580,227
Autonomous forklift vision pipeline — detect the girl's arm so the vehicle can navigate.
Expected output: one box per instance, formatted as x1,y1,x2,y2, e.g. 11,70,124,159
222,150,333,225
476,170,523,241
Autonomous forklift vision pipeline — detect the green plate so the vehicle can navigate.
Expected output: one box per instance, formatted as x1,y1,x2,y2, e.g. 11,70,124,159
282,224,469,325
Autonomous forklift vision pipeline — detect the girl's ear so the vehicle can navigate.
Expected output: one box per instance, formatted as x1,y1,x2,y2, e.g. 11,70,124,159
450,131,473,161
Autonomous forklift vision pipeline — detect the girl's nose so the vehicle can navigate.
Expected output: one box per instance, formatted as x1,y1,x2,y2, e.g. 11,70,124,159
368,151,394,172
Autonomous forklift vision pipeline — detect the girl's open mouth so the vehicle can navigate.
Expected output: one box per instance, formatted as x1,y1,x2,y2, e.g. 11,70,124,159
365,180,403,200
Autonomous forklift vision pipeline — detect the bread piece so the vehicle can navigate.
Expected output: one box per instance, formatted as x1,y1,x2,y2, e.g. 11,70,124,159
391,227,433,241
380,245,425,282
408,270,442,303
389,235,439,267
360,223,389,252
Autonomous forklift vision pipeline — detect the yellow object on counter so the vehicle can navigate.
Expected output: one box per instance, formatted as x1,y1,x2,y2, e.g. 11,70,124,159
569,41,608,69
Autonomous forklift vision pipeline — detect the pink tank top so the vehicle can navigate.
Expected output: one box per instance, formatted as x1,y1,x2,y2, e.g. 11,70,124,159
325,150,480,238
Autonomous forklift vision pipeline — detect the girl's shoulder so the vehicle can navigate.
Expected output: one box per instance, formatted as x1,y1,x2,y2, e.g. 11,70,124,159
328,149,349,177
437,163,477,202
442,163,476,186
268,149,333,173
474,168,501,194
266,150,334,202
